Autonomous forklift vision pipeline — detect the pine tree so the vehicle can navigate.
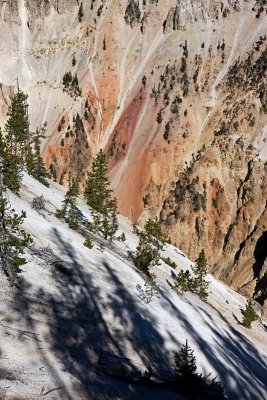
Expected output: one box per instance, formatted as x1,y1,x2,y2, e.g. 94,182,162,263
83,236,94,249
0,89,30,193
191,249,209,301
174,340,197,382
85,149,118,242
241,299,258,328
0,129,22,193
78,2,84,22
0,163,32,285
5,90,29,162
134,218,168,278
56,175,79,230
26,125,50,187
175,269,192,294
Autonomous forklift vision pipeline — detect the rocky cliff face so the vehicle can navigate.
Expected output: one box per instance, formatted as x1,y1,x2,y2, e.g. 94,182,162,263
0,0,266,308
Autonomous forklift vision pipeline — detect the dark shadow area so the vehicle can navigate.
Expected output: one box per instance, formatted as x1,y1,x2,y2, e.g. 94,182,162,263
252,231,267,305
159,290,267,400
6,226,267,399
252,231,267,278
9,227,186,399
10,280,72,399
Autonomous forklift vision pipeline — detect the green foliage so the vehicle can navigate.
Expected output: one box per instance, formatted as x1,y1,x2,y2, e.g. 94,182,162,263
191,249,210,301
0,172,32,285
0,130,22,193
85,149,118,242
175,269,192,294
161,256,176,269
56,175,79,230
63,72,82,98
5,91,29,162
83,236,94,249
118,232,126,242
0,90,30,193
241,299,258,328
174,340,197,381
85,149,111,212
134,218,168,279
172,250,209,301
156,109,163,124
1,89,48,191
26,124,50,187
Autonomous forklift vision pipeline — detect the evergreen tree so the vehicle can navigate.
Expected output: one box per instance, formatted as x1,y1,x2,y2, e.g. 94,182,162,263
241,299,258,328
26,125,50,187
85,149,118,242
175,269,192,294
0,163,32,285
56,175,79,230
83,236,94,249
134,218,168,278
191,249,209,301
78,2,84,22
0,129,22,193
0,89,29,193
174,340,197,382
5,90,29,162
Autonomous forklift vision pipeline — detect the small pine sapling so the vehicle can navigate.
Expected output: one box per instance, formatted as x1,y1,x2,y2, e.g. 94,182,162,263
162,256,176,269
175,269,192,294
27,125,50,187
174,340,199,386
83,236,94,249
133,218,168,280
56,175,79,230
241,299,258,328
191,249,210,301
118,232,126,242
85,149,118,242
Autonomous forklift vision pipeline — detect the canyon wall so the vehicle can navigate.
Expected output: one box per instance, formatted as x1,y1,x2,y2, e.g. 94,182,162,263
0,0,266,307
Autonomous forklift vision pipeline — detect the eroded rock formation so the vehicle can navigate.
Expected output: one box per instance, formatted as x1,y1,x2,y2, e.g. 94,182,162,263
0,0,266,307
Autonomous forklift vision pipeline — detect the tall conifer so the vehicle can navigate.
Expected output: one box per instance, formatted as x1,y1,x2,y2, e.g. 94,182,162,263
27,125,49,187
0,162,32,285
174,340,197,381
1,89,29,192
191,249,209,301
134,218,168,278
56,174,79,230
241,299,258,328
85,149,118,241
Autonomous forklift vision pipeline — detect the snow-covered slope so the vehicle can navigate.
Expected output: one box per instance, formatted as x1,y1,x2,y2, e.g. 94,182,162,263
0,174,266,400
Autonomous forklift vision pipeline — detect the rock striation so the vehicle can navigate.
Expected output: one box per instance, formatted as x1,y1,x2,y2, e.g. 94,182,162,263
0,0,266,308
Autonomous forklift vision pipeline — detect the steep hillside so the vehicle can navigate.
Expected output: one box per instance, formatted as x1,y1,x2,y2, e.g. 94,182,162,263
0,0,266,306
0,173,266,399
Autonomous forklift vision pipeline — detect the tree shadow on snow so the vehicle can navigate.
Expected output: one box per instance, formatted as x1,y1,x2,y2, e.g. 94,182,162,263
10,227,184,400
158,291,267,400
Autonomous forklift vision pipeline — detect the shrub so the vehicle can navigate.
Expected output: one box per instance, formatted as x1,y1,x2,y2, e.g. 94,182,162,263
84,237,94,249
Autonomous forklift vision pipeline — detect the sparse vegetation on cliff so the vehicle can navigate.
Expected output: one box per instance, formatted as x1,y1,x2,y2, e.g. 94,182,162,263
63,72,82,99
